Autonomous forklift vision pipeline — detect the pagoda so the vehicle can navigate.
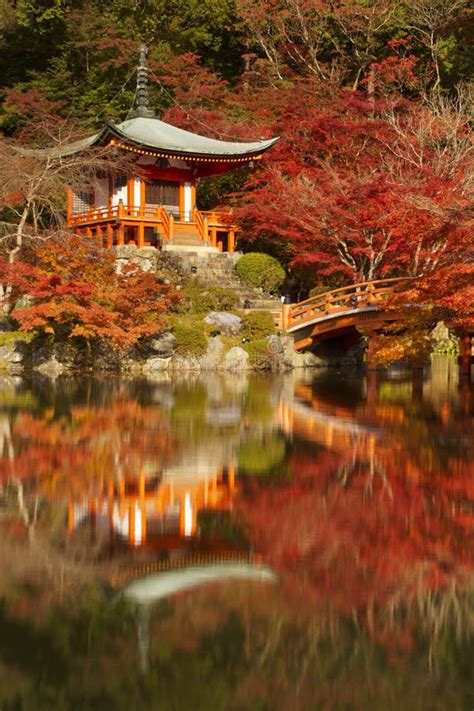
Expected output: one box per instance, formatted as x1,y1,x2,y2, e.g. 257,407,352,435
64,44,278,253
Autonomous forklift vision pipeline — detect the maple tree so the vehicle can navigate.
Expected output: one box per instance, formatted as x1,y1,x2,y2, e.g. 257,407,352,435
7,236,179,349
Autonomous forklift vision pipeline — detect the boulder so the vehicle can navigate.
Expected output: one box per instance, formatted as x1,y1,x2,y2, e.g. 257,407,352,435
149,332,178,357
199,337,225,370
35,355,64,376
204,312,242,336
292,350,327,368
223,346,250,371
0,342,24,374
143,357,171,374
169,354,201,371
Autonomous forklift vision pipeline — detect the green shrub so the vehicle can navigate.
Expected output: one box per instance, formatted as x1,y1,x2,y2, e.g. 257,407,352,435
236,253,285,293
177,283,239,314
243,338,273,370
241,311,276,340
169,316,208,357
0,331,35,346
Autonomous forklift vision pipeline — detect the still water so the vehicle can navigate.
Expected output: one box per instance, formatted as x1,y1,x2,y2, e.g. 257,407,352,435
0,358,472,710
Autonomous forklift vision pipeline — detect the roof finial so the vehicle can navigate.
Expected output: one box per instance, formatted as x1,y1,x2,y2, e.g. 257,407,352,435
131,42,154,118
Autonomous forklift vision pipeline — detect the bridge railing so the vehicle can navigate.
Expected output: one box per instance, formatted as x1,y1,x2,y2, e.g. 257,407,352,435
286,278,408,331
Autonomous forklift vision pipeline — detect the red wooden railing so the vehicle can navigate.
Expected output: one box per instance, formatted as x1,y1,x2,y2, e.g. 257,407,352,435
283,278,409,332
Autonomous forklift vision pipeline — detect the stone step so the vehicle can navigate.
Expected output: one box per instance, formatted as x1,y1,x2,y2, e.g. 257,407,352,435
172,238,205,246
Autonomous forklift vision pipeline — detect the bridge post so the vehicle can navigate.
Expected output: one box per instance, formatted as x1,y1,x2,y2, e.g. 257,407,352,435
281,303,291,331
365,330,379,371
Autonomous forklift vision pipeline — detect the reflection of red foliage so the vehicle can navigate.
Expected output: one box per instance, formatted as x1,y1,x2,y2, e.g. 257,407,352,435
0,400,176,498
240,447,474,617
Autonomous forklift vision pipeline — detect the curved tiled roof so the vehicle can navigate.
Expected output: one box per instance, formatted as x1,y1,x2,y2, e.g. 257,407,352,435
45,116,279,160
106,116,279,157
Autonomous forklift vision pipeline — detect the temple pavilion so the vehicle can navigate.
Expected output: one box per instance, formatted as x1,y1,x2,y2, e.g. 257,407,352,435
64,44,278,253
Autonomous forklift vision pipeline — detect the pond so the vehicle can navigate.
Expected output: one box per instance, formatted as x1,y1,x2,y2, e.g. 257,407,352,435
0,357,473,710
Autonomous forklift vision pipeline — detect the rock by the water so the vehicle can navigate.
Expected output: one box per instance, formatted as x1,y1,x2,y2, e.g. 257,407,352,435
0,341,24,374
199,337,225,370
292,350,327,368
204,312,242,336
169,354,202,371
143,357,171,373
35,356,64,376
149,332,177,357
223,347,249,371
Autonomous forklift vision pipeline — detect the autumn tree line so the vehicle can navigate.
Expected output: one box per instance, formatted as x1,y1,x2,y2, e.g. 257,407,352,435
0,0,473,359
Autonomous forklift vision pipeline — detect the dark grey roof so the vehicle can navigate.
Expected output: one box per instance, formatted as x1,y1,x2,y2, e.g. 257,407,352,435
45,116,279,159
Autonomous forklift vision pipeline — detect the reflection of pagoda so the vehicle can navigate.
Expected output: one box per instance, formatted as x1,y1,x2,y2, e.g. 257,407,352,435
67,463,237,550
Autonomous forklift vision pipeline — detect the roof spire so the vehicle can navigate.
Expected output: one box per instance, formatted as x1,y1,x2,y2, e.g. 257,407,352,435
131,42,154,119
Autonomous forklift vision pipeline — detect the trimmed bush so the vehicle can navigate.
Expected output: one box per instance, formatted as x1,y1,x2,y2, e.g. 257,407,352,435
236,253,285,293
170,317,208,357
243,339,273,370
241,311,276,340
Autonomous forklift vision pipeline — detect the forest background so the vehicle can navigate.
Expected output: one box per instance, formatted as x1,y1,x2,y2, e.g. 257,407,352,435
0,0,473,357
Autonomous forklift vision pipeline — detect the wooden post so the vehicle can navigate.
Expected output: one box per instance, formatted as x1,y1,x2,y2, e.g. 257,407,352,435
140,180,145,216
137,223,145,249
228,229,235,253
66,186,73,225
85,227,92,239
179,183,185,221
459,333,472,378
96,225,103,248
117,223,125,246
202,216,208,245
117,200,124,245
168,213,174,242
281,303,291,331
127,178,134,213
210,226,217,247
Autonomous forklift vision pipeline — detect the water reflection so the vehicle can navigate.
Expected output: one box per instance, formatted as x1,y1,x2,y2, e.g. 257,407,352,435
0,361,473,710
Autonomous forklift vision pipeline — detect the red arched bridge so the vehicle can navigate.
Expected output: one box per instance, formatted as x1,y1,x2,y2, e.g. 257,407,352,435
280,277,473,375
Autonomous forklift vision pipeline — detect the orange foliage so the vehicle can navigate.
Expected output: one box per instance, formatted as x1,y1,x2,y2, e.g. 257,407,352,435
9,236,179,348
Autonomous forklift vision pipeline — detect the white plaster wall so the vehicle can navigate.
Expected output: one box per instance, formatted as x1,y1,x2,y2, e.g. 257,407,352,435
112,183,127,207
184,182,193,221
134,178,141,207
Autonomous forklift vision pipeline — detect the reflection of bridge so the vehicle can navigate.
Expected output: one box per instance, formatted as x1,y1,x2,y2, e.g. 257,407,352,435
279,391,379,456
281,278,473,375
